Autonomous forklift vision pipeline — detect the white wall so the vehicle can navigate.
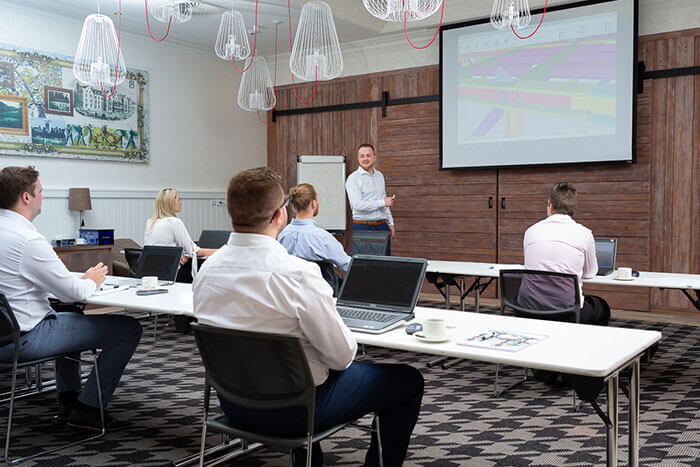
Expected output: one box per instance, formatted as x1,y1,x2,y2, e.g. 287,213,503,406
271,0,700,85
0,1,267,240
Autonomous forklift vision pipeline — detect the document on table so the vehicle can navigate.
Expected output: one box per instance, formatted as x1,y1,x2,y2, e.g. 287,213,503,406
459,330,547,352
93,285,131,296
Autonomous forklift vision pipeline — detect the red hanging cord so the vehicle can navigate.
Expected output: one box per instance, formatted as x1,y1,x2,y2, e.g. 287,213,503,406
257,22,279,125
404,0,445,49
100,0,122,98
144,0,173,42
511,0,548,39
232,0,260,73
288,0,317,104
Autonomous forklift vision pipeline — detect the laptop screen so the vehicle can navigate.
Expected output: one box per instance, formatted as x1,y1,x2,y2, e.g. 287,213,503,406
338,256,427,309
198,230,231,249
140,247,182,281
595,238,617,271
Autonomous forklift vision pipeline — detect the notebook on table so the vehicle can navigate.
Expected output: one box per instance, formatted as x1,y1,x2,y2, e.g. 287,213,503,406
595,238,617,276
336,255,427,334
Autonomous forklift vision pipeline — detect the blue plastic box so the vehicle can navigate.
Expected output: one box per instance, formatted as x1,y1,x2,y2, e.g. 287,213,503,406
79,229,114,245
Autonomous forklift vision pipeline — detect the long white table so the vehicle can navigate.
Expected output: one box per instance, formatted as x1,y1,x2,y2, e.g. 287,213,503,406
85,283,659,467
426,260,700,312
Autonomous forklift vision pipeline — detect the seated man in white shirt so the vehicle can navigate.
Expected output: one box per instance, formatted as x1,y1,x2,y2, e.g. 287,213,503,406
194,167,424,467
521,182,610,326
278,183,351,290
0,166,143,431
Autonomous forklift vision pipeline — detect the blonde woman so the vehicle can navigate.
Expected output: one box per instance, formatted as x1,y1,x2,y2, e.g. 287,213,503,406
144,188,217,266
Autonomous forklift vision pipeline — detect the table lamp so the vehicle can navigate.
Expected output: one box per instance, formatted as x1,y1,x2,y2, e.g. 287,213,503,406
68,187,92,228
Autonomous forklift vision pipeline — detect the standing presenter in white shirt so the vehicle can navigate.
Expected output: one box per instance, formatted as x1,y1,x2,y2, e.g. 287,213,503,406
345,143,395,255
0,166,142,431
194,167,424,467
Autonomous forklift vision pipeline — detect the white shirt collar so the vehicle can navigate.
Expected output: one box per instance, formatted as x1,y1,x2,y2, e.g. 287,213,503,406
0,208,37,232
229,231,288,252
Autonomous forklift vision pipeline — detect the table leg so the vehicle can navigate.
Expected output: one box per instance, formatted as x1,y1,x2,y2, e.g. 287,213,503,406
607,373,619,467
475,278,481,313
445,282,450,310
629,359,640,467
459,278,465,311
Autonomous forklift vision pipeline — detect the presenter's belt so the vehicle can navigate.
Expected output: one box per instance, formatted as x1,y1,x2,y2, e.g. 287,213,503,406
353,219,387,226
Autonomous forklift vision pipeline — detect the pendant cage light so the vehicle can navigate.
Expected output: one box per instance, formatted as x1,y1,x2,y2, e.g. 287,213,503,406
148,0,198,24
490,0,531,30
363,0,442,22
237,55,276,112
215,10,251,61
73,13,126,87
289,1,343,82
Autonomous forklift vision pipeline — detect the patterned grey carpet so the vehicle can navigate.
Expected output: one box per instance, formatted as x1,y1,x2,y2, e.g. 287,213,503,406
2,302,698,467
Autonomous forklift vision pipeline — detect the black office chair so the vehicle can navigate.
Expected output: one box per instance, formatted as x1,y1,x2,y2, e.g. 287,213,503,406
123,248,142,278
349,231,390,256
500,269,580,323
311,260,340,297
191,324,382,467
0,294,105,465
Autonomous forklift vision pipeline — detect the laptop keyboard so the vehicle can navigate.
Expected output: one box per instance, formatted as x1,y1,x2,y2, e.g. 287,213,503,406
337,306,395,323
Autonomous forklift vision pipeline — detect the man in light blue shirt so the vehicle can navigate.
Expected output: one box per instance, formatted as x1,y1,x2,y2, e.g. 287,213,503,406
278,183,351,272
345,143,395,255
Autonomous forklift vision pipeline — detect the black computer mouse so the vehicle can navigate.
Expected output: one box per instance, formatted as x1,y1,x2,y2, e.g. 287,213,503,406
405,323,423,335
632,270,640,277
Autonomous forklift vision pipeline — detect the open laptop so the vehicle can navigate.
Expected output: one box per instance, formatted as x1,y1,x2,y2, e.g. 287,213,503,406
336,255,427,334
198,230,232,249
106,246,183,287
595,238,617,276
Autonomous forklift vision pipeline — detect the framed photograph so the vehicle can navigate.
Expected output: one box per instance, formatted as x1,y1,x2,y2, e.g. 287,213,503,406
44,86,74,116
0,95,29,135
0,61,14,88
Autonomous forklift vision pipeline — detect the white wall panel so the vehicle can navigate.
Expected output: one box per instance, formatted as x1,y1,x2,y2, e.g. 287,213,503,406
35,190,229,244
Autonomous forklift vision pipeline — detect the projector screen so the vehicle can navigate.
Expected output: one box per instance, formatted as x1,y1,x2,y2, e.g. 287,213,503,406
440,0,637,169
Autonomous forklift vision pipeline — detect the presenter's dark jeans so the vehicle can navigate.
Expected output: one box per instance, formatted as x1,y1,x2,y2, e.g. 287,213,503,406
219,362,424,467
352,222,391,256
0,311,142,408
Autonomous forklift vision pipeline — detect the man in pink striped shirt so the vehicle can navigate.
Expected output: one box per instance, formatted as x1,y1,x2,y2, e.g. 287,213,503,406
522,182,610,326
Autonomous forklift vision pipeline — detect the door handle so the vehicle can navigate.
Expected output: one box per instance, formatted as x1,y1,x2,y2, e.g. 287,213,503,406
500,197,506,209
488,196,494,209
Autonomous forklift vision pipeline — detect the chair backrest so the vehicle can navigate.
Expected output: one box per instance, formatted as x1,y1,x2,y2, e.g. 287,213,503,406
350,230,390,256
499,269,580,323
191,324,316,422
123,248,142,278
197,230,232,249
0,294,20,354
136,245,183,280
311,260,339,296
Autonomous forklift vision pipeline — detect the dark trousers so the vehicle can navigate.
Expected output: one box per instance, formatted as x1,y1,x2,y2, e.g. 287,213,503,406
352,222,391,256
219,362,424,467
0,310,142,408
580,294,611,326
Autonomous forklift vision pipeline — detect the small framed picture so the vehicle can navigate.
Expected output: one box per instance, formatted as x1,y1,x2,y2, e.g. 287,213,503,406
0,62,15,89
0,95,29,135
44,86,74,116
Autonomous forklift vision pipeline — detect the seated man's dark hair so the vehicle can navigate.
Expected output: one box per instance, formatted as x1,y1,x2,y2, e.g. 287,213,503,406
549,182,577,216
0,166,39,209
226,167,284,231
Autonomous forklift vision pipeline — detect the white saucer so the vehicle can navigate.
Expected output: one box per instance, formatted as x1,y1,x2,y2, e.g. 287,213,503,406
614,276,635,281
414,332,452,343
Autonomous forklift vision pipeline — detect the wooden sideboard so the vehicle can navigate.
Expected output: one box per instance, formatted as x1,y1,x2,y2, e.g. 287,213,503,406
54,245,113,274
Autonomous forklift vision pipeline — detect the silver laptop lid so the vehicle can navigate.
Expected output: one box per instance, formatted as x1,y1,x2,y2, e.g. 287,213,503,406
337,255,427,314
595,238,617,272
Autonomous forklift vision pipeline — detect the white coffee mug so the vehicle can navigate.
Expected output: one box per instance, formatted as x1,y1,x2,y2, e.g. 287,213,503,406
617,267,632,279
423,318,446,339
141,276,158,289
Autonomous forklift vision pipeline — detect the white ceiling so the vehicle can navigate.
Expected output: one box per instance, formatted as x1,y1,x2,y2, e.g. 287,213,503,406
16,0,494,56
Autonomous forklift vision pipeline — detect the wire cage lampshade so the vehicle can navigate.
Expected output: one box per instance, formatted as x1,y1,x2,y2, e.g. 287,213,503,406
490,0,531,30
289,1,343,82
148,0,198,24
363,0,443,22
215,10,251,60
73,13,126,87
237,55,276,112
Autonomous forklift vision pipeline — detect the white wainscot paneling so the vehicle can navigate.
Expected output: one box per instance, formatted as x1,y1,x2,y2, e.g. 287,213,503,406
35,189,230,244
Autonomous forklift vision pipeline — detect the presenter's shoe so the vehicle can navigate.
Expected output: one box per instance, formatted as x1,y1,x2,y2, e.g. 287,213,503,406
67,407,128,432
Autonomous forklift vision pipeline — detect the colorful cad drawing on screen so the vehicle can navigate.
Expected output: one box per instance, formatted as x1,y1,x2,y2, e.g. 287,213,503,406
460,330,547,352
457,12,618,145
